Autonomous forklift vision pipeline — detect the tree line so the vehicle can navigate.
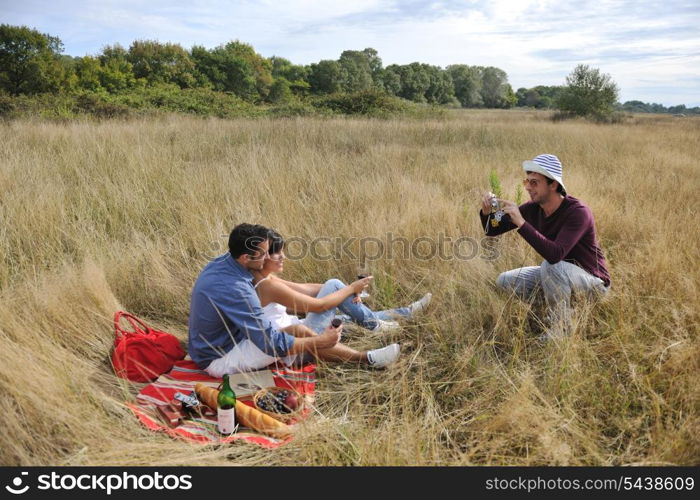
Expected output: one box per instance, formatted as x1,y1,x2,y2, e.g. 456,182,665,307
0,24,516,109
2,24,696,119
515,85,698,115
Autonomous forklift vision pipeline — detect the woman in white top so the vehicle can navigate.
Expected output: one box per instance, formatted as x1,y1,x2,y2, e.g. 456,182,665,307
251,230,432,366
253,275,403,367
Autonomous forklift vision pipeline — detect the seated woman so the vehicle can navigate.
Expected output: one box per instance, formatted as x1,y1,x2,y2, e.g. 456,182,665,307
252,229,432,336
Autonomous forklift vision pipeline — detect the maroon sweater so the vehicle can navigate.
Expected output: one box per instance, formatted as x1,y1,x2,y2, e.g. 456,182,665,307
480,196,610,287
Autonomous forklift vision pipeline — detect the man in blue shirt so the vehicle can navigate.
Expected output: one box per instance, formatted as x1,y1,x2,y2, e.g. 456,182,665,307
188,223,338,375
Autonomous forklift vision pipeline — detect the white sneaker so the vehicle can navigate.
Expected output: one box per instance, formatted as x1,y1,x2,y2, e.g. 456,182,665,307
367,344,400,368
408,293,432,317
372,319,401,333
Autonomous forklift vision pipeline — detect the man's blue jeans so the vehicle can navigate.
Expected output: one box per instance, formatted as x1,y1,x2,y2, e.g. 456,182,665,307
303,279,411,333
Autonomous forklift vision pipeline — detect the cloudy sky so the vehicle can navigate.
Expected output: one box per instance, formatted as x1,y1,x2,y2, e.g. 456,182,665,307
2,0,698,106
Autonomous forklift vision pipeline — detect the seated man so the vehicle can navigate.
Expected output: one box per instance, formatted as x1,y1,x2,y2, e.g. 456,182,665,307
479,154,611,340
188,223,399,376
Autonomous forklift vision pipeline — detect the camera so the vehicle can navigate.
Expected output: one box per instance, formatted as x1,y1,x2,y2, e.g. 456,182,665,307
488,195,509,227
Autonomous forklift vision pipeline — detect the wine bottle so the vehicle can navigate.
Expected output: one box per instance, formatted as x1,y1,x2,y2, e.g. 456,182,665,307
217,374,237,435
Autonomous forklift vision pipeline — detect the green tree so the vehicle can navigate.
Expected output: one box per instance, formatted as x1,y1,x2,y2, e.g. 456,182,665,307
504,84,517,108
308,60,343,94
74,56,103,91
424,65,456,105
221,41,272,98
98,44,138,92
556,64,619,118
338,49,374,92
270,56,308,81
269,56,310,95
516,85,563,109
0,24,68,95
127,40,196,88
192,42,272,101
381,67,401,96
268,77,293,103
447,64,482,107
335,48,384,92
192,45,255,99
479,66,512,108
385,63,431,103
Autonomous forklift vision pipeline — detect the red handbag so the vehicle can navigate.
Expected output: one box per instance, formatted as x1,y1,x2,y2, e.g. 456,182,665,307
112,311,186,383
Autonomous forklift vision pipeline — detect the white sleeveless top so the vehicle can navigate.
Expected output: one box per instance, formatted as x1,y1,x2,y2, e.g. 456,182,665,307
255,276,302,330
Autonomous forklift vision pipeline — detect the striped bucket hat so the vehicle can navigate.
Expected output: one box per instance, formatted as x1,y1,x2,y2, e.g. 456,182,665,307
522,154,566,193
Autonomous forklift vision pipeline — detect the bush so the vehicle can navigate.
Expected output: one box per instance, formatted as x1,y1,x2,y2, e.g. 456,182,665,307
106,85,262,118
75,93,131,118
310,89,410,117
0,86,446,121
0,93,78,119
0,92,16,118
266,101,319,117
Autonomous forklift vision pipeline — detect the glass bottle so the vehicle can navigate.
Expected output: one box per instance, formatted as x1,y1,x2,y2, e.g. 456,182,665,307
217,374,237,434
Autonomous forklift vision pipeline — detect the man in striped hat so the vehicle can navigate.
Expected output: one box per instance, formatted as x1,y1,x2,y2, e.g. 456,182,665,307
479,154,610,341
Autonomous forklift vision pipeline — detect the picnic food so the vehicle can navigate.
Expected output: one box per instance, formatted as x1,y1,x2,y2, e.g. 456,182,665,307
217,374,237,435
256,390,292,413
253,387,304,423
284,392,299,410
195,383,292,439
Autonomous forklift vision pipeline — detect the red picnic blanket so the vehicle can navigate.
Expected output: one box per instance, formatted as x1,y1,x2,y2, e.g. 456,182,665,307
128,359,316,448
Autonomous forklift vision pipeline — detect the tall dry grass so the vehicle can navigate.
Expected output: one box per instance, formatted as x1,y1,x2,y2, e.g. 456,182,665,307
0,110,698,465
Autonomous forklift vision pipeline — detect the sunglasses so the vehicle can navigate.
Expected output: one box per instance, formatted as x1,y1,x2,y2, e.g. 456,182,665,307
522,178,542,187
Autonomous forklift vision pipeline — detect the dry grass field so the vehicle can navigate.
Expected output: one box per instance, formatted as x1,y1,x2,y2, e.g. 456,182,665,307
0,109,698,465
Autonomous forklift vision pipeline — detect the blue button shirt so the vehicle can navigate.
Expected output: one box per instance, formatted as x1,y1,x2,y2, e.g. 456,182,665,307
187,253,296,369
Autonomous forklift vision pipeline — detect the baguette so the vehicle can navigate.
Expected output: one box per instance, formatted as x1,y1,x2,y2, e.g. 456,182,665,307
194,383,293,439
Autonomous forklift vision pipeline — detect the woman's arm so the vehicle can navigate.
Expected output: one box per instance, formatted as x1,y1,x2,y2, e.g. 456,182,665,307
259,277,366,314
274,278,322,297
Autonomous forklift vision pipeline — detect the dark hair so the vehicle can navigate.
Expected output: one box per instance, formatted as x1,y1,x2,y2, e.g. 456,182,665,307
228,223,270,258
526,171,566,196
268,229,285,255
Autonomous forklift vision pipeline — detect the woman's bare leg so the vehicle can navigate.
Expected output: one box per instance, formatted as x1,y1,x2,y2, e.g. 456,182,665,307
312,343,369,364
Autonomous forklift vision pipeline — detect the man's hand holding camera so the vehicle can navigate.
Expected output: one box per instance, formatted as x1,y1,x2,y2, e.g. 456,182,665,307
480,192,525,228
481,191,497,216
497,199,525,227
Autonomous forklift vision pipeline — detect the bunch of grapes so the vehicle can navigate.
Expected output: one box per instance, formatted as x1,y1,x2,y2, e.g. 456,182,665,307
257,390,292,414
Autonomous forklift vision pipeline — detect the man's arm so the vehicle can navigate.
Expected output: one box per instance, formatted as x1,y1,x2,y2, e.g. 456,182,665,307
282,324,317,338
214,281,296,357
479,209,517,236
517,206,591,263
287,326,341,355
478,191,529,236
